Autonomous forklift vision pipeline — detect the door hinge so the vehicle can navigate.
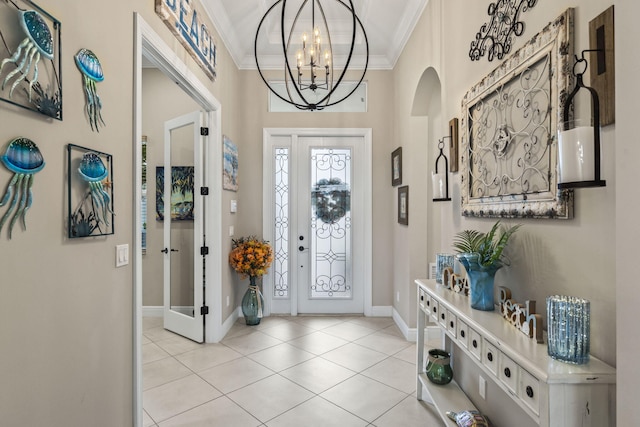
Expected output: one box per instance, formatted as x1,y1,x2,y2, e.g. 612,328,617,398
200,186,209,195
200,246,209,256
200,305,209,315
200,127,209,136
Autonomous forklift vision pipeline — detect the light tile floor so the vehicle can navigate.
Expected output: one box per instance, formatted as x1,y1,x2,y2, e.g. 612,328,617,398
143,316,443,426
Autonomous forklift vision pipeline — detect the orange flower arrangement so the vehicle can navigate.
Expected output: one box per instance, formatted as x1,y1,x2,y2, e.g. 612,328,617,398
229,236,274,279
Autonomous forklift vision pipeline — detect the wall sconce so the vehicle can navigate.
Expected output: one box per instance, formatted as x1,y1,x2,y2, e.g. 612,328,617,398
432,137,451,202
557,50,606,189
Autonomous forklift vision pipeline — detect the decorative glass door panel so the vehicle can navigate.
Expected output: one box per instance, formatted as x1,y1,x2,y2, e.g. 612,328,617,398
297,136,363,314
309,148,352,299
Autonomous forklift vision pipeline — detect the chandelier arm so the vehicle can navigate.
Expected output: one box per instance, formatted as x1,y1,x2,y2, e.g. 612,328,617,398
255,0,304,107
284,0,314,107
322,1,369,108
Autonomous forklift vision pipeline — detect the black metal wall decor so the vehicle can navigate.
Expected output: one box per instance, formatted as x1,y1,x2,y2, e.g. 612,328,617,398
0,0,62,120
557,50,606,189
432,137,451,202
469,0,538,62
67,144,114,238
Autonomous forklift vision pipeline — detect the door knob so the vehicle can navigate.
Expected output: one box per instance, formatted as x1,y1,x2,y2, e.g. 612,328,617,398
299,246,306,252
161,248,168,254
171,249,179,252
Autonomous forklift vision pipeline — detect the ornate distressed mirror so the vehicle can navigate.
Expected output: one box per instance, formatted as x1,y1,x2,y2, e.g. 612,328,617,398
460,8,575,219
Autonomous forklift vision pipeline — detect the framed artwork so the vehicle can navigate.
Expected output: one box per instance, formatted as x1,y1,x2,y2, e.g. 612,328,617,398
223,135,238,191
67,144,114,238
0,0,62,120
391,147,402,186
156,166,194,221
460,8,575,219
398,185,409,225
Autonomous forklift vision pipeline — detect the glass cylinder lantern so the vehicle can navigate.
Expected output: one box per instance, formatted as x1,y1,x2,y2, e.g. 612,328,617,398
546,295,590,364
432,138,451,202
557,50,606,189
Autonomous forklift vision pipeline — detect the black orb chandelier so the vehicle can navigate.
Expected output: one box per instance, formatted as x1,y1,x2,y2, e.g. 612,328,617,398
255,0,369,111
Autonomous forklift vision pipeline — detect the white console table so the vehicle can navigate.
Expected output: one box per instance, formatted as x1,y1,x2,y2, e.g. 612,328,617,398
416,279,616,427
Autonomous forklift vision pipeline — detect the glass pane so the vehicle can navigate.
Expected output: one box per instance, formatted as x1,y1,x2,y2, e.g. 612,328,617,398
273,148,289,298
169,124,195,317
310,148,352,299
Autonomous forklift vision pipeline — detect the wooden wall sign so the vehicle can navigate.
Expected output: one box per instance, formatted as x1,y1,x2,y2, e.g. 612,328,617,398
155,0,218,81
589,6,615,126
499,286,543,343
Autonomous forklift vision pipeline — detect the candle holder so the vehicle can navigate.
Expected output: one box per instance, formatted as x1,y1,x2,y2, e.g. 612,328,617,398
557,50,606,189
432,137,451,202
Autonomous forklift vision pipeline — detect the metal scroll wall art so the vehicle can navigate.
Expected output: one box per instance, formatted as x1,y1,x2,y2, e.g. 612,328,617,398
469,0,538,62
0,0,62,119
460,8,575,219
67,144,114,238
0,136,45,239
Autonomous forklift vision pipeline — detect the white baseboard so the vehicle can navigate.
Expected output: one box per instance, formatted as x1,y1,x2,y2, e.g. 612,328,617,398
369,305,393,317
393,307,441,343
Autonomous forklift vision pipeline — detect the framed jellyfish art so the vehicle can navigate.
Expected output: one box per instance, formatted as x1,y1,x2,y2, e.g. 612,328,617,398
0,0,62,120
67,144,114,238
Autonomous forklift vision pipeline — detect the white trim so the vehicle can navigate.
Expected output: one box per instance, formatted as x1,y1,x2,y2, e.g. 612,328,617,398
370,306,393,317
393,307,441,342
142,306,163,317
133,12,223,427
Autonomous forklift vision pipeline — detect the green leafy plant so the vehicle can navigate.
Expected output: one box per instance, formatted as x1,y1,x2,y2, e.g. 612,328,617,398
452,221,521,267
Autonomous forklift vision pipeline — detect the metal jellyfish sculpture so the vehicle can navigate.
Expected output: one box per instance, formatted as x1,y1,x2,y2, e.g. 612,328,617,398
0,137,45,239
0,9,53,101
75,48,105,132
77,152,113,228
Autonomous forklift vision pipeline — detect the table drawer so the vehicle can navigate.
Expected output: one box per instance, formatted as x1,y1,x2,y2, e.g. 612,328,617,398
438,304,448,328
457,320,469,348
419,288,428,312
446,310,457,338
498,352,519,394
483,340,498,376
519,369,540,415
468,328,482,360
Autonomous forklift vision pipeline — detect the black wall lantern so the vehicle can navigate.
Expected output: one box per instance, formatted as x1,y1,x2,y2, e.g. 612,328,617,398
432,137,452,202
557,50,606,189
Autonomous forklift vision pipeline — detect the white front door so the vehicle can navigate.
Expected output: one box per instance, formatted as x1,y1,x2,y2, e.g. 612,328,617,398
162,111,206,342
263,129,372,315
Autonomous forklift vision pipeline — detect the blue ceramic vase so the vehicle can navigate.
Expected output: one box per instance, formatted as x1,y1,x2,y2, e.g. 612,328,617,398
457,253,502,311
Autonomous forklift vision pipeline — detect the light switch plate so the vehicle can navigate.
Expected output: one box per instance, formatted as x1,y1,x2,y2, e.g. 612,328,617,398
230,200,237,213
116,244,129,267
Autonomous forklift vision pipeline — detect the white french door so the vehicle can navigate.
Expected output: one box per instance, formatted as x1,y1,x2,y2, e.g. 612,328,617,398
263,129,372,315
162,111,207,342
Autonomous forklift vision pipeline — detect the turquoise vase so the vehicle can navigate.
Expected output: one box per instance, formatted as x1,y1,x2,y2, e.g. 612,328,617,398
457,253,502,311
242,276,264,325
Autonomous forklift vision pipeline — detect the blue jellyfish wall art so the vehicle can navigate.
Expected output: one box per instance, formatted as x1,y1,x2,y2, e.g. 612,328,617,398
0,137,45,239
0,10,53,101
76,151,113,233
75,48,105,132
0,2,62,120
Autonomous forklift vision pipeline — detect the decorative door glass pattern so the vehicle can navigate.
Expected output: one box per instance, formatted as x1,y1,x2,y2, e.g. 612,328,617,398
310,148,352,299
273,148,289,298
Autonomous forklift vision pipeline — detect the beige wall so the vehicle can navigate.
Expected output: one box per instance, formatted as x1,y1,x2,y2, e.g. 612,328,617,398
0,0,239,425
231,69,395,307
1,0,636,424
392,0,623,423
